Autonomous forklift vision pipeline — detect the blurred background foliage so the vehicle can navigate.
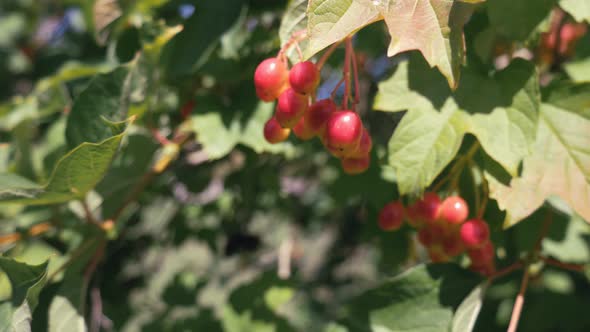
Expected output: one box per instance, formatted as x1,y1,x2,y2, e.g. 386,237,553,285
0,0,589,331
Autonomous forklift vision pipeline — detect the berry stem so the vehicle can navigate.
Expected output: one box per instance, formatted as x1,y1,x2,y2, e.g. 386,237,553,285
477,172,489,219
489,261,523,281
294,42,304,61
539,255,585,272
431,141,480,192
351,42,361,109
317,40,341,70
330,77,346,100
278,29,308,59
343,37,353,109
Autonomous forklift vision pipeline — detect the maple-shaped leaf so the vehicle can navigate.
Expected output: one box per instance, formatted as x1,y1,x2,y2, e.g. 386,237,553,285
305,0,478,88
488,102,590,227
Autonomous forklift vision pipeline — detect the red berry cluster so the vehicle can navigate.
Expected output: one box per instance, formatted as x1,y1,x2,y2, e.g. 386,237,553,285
254,57,372,175
378,192,496,275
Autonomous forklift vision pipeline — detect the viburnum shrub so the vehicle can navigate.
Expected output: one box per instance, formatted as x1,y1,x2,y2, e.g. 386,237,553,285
0,1,589,331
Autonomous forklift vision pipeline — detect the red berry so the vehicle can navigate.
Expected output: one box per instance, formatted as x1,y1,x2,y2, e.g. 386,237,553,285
468,241,494,264
558,23,587,56
439,196,468,226
411,192,441,225
293,116,315,140
263,117,290,144
378,201,405,231
305,99,336,135
460,219,490,249
406,204,425,228
324,111,362,157
428,245,450,263
289,61,320,94
341,154,370,175
442,232,464,257
349,128,372,158
417,228,436,247
254,58,289,101
276,88,308,128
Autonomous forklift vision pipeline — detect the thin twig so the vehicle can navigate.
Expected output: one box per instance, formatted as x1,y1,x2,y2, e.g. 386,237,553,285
507,267,530,332
330,77,346,100
507,212,553,332
317,41,341,70
81,199,100,225
350,42,361,108
489,261,523,281
477,171,489,219
431,142,480,192
539,255,585,272
342,37,352,109
278,29,308,59
90,287,103,332
47,238,99,281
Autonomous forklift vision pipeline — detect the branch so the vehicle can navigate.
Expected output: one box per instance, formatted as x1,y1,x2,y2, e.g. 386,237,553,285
540,255,585,272
507,211,553,332
507,267,530,332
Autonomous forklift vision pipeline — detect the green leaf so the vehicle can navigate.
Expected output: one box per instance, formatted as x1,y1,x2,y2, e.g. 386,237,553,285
564,58,590,83
560,0,590,23
381,0,475,88
191,102,296,161
374,59,451,113
34,62,114,95
65,66,131,148
375,58,540,181
451,283,487,332
469,60,539,175
542,215,590,263
305,0,474,88
304,0,380,59
489,102,590,227
0,130,126,205
388,100,469,195
160,0,244,78
0,258,49,332
48,277,86,332
0,174,41,200
346,264,481,331
279,0,309,63
543,82,590,120
486,0,555,40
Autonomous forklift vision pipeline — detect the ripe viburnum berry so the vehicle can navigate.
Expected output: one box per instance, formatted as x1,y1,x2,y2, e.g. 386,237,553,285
378,201,405,231
349,128,372,158
293,116,315,140
289,61,320,94
413,192,441,225
439,196,469,226
341,154,370,175
467,241,495,265
276,88,308,128
324,111,362,157
305,99,336,135
263,117,290,144
417,228,436,247
460,219,490,249
254,58,289,102
428,245,450,263
442,232,464,257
